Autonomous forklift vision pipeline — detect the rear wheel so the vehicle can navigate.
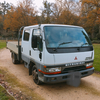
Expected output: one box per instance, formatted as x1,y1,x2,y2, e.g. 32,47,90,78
32,65,42,85
12,52,19,64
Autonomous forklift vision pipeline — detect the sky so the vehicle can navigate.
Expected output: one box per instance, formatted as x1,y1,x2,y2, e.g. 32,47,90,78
0,0,55,11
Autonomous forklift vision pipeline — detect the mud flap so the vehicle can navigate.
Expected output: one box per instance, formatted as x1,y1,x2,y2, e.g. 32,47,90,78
66,71,81,87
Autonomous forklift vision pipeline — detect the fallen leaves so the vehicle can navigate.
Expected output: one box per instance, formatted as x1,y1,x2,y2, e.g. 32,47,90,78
0,73,31,100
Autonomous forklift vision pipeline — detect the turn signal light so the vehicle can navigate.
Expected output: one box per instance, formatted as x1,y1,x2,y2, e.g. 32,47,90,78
44,66,46,68
86,66,93,69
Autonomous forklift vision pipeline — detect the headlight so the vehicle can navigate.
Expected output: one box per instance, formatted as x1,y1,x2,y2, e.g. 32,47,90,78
86,62,93,69
45,67,61,72
86,62,93,67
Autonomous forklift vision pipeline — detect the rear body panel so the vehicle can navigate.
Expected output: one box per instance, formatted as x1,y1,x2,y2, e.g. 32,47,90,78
7,41,19,54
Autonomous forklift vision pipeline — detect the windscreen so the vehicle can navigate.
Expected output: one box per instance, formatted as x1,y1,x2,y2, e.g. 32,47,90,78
44,26,92,48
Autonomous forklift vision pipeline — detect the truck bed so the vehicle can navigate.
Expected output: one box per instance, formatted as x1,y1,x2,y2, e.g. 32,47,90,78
7,41,21,54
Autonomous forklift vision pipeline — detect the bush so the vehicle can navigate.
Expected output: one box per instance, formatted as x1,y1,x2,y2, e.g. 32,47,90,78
92,40,100,44
96,33,100,40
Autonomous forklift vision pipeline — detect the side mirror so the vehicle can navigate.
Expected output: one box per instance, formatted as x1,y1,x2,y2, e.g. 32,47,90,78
34,29,41,36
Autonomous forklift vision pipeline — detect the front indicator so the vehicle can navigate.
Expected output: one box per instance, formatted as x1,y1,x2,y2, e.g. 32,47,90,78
86,66,93,69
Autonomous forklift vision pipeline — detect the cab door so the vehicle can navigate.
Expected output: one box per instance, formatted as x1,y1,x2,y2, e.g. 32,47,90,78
30,29,43,64
21,29,30,62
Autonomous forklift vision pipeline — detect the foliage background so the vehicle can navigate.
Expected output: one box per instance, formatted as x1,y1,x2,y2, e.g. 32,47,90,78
0,0,100,39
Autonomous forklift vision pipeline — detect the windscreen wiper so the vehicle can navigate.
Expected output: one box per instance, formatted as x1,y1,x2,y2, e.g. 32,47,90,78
81,43,89,47
55,41,72,52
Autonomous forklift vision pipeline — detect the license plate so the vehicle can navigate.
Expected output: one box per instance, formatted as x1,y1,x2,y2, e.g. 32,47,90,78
67,72,81,87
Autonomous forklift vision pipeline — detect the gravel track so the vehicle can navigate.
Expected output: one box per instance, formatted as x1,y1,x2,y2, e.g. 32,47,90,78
0,49,100,100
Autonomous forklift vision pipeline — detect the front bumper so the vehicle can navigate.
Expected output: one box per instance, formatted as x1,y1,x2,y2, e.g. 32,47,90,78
41,67,94,83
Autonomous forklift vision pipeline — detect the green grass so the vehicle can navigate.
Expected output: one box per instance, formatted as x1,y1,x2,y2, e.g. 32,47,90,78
0,40,6,49
93,44,100,72
0,85,14,100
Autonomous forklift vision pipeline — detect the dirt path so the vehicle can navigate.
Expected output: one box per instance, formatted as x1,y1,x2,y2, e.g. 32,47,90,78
0,49,100,100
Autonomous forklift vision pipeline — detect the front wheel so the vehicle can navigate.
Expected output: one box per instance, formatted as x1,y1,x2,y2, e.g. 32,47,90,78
32,65,42,85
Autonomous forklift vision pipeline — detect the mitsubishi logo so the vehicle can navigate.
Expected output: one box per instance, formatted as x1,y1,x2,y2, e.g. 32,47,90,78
74,57,77,60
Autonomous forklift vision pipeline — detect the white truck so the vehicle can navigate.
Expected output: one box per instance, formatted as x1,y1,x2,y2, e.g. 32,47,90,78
7,24,94,86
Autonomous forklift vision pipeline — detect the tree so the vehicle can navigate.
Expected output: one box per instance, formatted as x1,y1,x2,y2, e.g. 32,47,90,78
0,15,3,35
40,0,53,23
4,0,37,32
80,0,100,39
39,0,80,25
0,1,11,15
37,11,45,24
51,0,63,23
0,1,11,21
0,1,11,35
55,0,79,25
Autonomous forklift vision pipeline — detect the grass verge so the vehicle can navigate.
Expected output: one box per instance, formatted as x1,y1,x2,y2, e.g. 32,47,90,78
0,85,14,100
0,40,15,100
93,44,100,72
0,67,44,100
0,40,6,49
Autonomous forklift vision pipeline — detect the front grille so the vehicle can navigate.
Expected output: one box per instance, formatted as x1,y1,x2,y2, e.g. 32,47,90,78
62,66,86,73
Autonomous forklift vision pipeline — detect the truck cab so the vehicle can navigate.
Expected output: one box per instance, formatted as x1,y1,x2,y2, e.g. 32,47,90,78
21,24,94,85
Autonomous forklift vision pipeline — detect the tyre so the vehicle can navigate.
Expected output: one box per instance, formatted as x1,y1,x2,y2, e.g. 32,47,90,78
12,52,19,64
32,65,42,85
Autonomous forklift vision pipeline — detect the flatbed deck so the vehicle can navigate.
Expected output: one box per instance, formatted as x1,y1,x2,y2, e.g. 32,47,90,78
7,41,21,54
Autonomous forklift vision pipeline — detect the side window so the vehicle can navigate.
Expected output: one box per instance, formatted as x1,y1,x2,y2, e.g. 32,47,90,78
23,30,30,41
32,29,43,51
32,29,38,49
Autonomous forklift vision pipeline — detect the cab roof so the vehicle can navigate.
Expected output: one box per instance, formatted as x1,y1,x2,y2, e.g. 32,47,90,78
24,24,82,29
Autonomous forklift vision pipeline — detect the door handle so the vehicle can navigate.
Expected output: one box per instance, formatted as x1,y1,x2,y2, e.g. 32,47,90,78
39,52,42,59
29,50,31,56
21,47,23,52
